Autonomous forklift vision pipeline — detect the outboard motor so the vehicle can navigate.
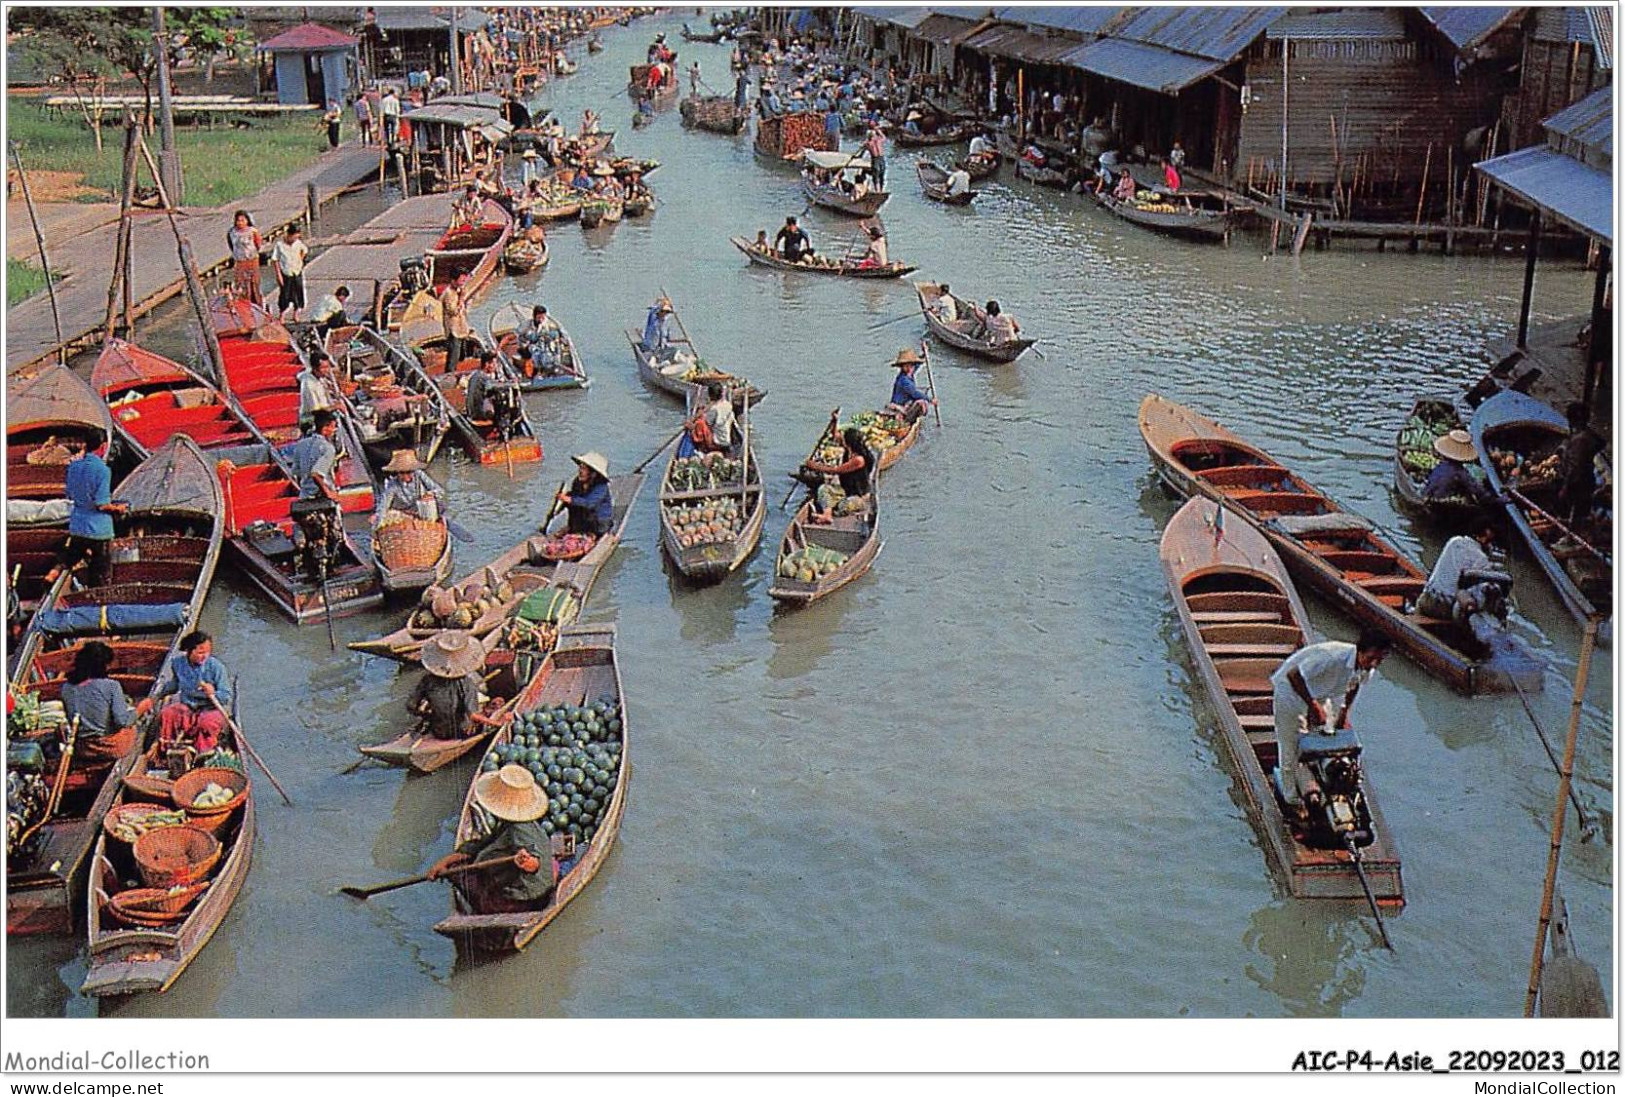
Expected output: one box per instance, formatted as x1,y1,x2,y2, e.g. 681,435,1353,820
1276,728,1375,850
1460,567,1514,625
488,381,524,443
289,497,343,581
399,256,430,296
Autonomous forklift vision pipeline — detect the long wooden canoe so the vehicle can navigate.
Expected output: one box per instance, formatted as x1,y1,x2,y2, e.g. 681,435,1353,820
83,735,254,996
917,161,977,205
1471,390,1612,632
399,330,543,467
956,153,999,182
8,436,223,937
323,324,453,471
800,173,889,217
915,282,1034,363
1014,159,1069,188
625,329,764,409
434,623,627,954
769,493,882,606
357,640,520,774
1089,190,1235,242
658,436,766,582
729,237,916,279
349,474,645,664
1392,396,1485,525
1139,394,1542,695
1161,494,1402,902
488,303,589,392
93,340,384,624
8,364,114,501
894,122,974,148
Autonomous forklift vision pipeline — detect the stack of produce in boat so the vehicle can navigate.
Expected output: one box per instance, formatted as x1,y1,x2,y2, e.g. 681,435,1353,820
476,694,624,846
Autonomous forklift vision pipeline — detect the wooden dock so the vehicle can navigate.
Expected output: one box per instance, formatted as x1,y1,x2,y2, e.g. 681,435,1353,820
6,144,382,376
302,193,458,322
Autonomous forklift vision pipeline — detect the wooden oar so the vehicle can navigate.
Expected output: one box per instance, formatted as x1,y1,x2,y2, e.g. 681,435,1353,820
783,407,841,509
659,286,702,362
340,853,521,900
209,695,293,807
1508,488,1611,566
866,311,919,332
632,424,688,474
539,478,570,533
919,340,943,427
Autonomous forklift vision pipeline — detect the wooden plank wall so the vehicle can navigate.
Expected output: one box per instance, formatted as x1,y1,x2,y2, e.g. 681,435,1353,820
1499,37,1609,153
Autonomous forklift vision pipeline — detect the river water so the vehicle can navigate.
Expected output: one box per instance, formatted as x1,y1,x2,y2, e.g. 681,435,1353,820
9,12,1611,1020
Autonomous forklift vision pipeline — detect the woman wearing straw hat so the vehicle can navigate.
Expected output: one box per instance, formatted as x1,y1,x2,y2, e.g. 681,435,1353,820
410,631,488,741
428,764,556,911
1422,429,1492,506
556,452,614,537
373,450,447,530
885,347,935,424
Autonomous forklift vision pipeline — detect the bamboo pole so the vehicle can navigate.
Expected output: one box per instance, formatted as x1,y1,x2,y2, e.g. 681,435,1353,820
9,141,68,365
1414,142,1432,227
104,118,142,342
136,135,228,390
1524,618,1601,1017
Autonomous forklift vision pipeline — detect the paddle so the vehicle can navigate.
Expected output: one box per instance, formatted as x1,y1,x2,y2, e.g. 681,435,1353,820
340,853,521,900
782,407,840,509
539,478,570,533
208,694,293,807
445,518,475,544
633,424,688,473
659,286,702,361
1507,488,1611,566
919,340,943,427
867,311,919,333
1029,342,1047,361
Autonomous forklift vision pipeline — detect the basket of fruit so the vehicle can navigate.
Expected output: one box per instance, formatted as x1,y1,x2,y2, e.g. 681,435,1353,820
104,803,190,844
133,824,221,889
171,767,249,835
538,533,596,561
376,514,448,570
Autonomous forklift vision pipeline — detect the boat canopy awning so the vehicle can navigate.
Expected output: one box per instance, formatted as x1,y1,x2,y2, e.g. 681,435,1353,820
912,14,982,46
434,92,505,110
1058,37,1225,93
1476,145,1612,243
803,149,872,171
962,25,1081,63
403,104,514,134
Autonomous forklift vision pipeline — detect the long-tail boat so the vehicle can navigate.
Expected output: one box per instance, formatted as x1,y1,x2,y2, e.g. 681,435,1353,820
8,436,223,936
434,623,627,954
1471,390,1613,634
92,339,382,624
322,324,453,471
1139,394,1542,694
392,327,543,467
1160,494,1402,903
349,474,645,665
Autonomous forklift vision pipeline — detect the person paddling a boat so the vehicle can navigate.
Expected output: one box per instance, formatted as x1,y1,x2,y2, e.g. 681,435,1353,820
640,296,677,362
556,452,614,536
885,348,936,424
1270,631,1391,813
410,631,487,741
428,763,556,911
802,427,875,525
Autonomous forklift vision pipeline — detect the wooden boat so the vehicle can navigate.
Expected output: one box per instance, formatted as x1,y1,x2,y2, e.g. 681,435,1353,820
211,296,375,513
502,236,550,274
356,635,519,774
681,23,726,42
8,364,113,501
1471,390,1613,631
630,62,680,101
426,200,513,301
349,474,645,665
1392,396,1486,525
323,324,453,470
1090,189,1235,242
658,429,766,581
1139,394,1543,695
92,339,383,624
730,236,915,279
434,623,627,954
1160,494,1402,902
1015,158,1069,188
917,161,978,206
893,121,973,148
680,95,750,134
800,151,889,217
754,113,837,163
531,194,584,222
82,719,254,996
623,193,654,217
624,328,765,409
915,282,1035,363
956,153,999,182
587,37,604,53
373,509,453,596
488,303,589,392
7,436,224,937
842,409,922,474
394,327,544,468
768,491,882,606
579,202,605,229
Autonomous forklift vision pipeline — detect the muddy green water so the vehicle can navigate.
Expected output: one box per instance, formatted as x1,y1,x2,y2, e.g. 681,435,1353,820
8,12,1611,1019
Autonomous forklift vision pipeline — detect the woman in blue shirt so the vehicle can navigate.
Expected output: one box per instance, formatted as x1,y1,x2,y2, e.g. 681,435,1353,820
155,630,232,755
556,452,614,536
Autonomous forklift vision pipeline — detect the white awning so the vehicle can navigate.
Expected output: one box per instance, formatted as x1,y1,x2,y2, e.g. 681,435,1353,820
802,149,872,171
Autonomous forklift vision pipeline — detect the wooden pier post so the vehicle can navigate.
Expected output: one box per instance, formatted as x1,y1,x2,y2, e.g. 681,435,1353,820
307,181,320,234
8,141,67,365
104,118,142,342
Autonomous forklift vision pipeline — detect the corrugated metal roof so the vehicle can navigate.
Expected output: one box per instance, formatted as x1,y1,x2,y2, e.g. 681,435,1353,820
259,22,359,51
1589,7,1612,69
402,104,513,132
1108,6,1286,60
963,24,1082,62
371,7,489,33
850,7,936,29
434,93,506,110
1532,6,1600,44
1058,36,1225,93
1543,84,1613,160
1477,145,1611,242
1417,7,1520,51
1266,9,1406,41
991,6,1128,35
912,12,984,44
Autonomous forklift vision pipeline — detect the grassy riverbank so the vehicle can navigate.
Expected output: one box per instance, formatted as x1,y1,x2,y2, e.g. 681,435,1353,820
7,257,52,306
6,95,333,206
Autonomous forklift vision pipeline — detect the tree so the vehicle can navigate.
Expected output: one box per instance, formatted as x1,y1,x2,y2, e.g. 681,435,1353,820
171,8,246,85
7,7,151,150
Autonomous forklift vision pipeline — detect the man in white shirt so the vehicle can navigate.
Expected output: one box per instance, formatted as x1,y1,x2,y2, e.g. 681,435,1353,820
1418,524,1497,621
934,284,958,323
296,353,339,433
379,88,401,146
967,132,992,160
1269,632,1391,809
309,285,351,335
702,382,736,452
271,225,310,322
945,167,972,198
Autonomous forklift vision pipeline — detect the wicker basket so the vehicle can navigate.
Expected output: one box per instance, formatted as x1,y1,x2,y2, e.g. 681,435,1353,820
106,882,209,925
377,516,448,570
171,767,249,835
133,825,221,889
103,802,188,844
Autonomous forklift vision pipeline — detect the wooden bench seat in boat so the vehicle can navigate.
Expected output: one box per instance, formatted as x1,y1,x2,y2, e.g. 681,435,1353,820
1206,642,1299,657
1193,464,1290,488
1228,490,1325,516
1319,550,1400,574
1215,657,1279,695
1357,576,1424,596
